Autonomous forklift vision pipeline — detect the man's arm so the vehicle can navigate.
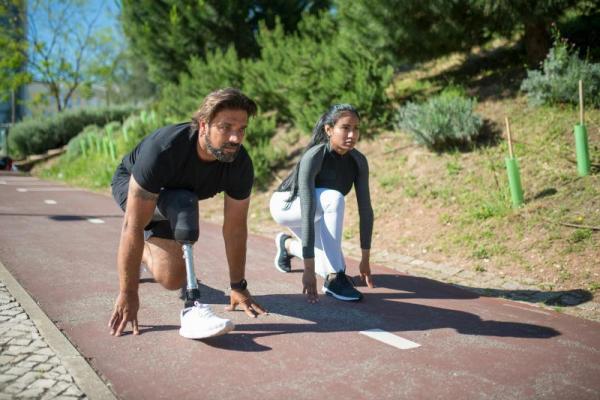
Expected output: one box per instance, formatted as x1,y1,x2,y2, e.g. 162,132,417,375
222,194,267,317
222,194,250,283
109,176,158,336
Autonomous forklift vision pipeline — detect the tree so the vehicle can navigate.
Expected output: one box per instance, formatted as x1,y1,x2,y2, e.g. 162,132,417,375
335,0,591,67
336,0,491,67
110,49,157,105
24,0,120,112
0,0,30,109
473,0,586,65
120,0,331,85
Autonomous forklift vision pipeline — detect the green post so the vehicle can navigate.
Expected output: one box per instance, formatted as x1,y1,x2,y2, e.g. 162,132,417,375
505,156,524,207
574,124,590,176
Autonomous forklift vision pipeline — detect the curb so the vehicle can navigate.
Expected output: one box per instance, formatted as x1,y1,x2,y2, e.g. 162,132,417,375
0,259,118,400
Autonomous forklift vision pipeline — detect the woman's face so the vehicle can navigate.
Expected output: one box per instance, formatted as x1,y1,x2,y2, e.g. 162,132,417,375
325,112,360,155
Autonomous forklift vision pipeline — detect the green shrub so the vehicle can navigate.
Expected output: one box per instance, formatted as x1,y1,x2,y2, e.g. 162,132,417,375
245,14,393,134
154,13,392,188
158,13,393,136
396,88,483,151
65,125,103,159
9,105,136,159
47,110,167,189
245,112,285,189
521,36,600,107
159,46,243,120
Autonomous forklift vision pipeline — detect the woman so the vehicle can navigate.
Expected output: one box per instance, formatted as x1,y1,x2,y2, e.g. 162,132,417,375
270,104,374,303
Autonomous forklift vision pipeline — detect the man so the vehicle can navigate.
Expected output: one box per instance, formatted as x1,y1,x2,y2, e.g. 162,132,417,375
109,88,266,339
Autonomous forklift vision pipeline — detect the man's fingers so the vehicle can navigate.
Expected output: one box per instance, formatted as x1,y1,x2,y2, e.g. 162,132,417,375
108,312,118,329
251,302,267,315
225,301,237,312
225,294,239,312
109,311,122,334
240,302,257,318
115,316,128,336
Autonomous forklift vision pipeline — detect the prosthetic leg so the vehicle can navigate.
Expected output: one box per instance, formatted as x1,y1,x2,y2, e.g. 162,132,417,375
153,190,234,339
155,190,201,307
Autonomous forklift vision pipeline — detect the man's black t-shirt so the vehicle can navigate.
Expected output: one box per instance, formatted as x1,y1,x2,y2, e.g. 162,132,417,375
113,122,254,205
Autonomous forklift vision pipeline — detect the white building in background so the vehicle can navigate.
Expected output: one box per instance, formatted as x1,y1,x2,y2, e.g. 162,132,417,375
22,81,109,118
1,81,109,124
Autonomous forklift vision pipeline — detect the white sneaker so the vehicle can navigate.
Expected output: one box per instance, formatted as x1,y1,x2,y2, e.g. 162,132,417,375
179,302,234,339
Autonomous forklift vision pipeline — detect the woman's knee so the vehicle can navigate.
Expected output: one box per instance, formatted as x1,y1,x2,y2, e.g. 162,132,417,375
270,191,301,226
319,190,345,212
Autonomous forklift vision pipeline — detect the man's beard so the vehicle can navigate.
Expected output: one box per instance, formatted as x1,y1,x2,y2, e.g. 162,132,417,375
205,134,240,163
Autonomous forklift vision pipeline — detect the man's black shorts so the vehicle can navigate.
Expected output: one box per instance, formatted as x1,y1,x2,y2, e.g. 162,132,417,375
111,164,175,241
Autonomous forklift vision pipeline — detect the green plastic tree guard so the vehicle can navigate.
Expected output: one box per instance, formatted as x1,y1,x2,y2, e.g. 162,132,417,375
505,156,524,207
574,124,591,176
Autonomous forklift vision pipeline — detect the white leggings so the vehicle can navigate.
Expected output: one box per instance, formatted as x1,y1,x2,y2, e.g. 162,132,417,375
270,189,345,278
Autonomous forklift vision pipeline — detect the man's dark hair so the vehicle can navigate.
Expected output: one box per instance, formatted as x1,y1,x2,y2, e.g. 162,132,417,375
191,88,258,132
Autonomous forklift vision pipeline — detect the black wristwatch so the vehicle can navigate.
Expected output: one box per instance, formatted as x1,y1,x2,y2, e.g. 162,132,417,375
230,278,248,291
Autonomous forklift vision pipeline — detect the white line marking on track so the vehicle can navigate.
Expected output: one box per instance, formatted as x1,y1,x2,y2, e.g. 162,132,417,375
16,187,81,192
502,303,551,315
0,180,5,184
44,200,57,205
1,177,39,181
359,329,421,350
87,218,105,224
4,182,56,186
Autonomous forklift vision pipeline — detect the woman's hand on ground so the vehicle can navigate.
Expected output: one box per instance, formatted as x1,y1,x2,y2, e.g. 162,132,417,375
359,260,375,288
302,270,319,303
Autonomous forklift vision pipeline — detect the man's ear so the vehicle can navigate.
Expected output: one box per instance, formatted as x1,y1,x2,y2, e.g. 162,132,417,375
325,124,333,137
199,119,208,135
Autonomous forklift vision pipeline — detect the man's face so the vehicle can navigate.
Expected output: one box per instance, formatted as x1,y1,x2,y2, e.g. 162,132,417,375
201,109,248,162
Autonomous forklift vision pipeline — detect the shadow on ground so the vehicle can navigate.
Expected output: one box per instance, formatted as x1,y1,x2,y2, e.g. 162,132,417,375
135,274,562,352
0,212,122,220
363,273,593,307
455,286,594,307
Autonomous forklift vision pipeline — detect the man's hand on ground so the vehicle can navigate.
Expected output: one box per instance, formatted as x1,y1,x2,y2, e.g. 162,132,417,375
225,289,267,318
109,291,140,336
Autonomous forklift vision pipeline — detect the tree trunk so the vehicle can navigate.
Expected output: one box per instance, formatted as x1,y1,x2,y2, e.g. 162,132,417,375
524,19,551,67
49,83,62,112
11,89,16,124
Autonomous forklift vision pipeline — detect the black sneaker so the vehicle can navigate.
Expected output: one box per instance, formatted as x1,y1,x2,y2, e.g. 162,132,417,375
322,272,363,301
274,232,292,273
